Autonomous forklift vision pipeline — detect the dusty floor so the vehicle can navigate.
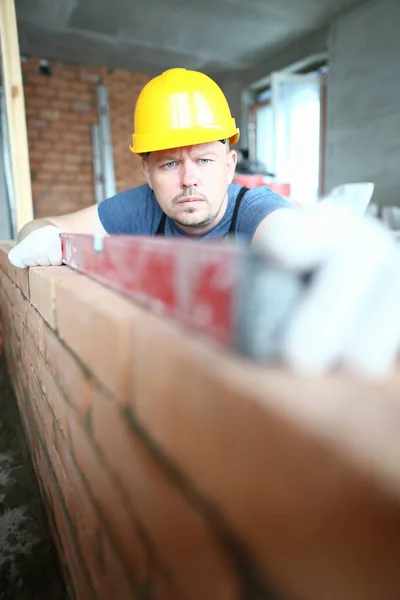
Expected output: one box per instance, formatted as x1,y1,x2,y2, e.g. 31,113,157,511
0,354,69,600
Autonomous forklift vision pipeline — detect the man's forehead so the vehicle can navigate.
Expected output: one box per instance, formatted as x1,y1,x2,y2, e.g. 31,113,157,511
153,141,222,160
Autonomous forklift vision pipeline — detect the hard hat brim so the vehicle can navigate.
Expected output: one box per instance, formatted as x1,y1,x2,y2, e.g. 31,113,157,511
130,125,240,156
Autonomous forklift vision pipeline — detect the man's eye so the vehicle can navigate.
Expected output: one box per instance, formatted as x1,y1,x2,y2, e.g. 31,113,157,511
162,161,176,169
198,158,211,164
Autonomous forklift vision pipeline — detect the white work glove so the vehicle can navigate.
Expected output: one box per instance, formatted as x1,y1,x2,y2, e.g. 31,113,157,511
259,201,400,378
8,225,62,268
318,181,375,215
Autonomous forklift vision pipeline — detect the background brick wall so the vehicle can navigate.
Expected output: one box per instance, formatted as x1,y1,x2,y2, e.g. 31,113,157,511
22,58,151,219
2,243,400,599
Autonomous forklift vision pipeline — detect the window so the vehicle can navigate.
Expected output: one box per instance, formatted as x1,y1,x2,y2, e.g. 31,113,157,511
252,64,328,206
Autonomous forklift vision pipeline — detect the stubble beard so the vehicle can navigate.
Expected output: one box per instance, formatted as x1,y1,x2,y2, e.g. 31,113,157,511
172,187,228,229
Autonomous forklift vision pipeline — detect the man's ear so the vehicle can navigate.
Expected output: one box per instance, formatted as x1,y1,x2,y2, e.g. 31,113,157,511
227,150,237,183
141,157,153,189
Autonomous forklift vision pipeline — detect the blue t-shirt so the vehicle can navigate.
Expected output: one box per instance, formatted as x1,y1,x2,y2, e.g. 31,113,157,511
98,183,292,241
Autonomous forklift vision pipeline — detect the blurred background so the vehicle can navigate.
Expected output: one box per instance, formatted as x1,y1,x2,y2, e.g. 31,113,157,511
1,0,399,241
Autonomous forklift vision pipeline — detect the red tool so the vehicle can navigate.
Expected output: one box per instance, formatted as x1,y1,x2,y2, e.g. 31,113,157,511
61,233,305,361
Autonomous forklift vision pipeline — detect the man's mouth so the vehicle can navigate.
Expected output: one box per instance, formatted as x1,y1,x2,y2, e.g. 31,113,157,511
178,198,204,204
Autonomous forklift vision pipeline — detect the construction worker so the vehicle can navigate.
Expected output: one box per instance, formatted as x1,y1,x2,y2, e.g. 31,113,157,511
8,68,400,378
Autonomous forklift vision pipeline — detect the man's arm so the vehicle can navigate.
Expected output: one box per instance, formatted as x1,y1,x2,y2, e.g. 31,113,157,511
252,208,298,255
17,204,107,242
9,204,108,268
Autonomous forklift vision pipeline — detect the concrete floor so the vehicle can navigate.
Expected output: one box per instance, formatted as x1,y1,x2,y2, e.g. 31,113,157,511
0,355,68,600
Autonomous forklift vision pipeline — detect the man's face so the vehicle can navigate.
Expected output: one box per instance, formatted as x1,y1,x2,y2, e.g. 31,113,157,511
141,141,237,234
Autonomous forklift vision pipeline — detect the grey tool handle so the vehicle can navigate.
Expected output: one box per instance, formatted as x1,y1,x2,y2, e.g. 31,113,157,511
235,247,311,363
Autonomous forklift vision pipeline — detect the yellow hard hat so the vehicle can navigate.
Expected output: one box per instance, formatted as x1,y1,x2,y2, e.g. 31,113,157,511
130,68,240,155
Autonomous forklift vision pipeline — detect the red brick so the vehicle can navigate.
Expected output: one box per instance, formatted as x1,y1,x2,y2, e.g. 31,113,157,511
29,160,42,173
18,391,33,442
32,140,53,152
55,423,78,497
32,370,56,446
53,99,73,112
23,325,40,375
68,560,96,600
15,316,26,353
40,160,63,172
71,101,93,113
46,140,82,153
55,428,115,600
28,150,45,162
63,162,84,173
57,172,85,185
36,171,54,182
74,173,92,184
76,164,92,175
91,386,239,600
46,434,73,512
22,57,149,229
0,243,14,264
53,68,79,81
58,429,99,543
76,91,96,103
132,313,400,599
5,342,20,390
80,71,101,83
29,267,57,328
40,130,61,142
55,276,137,401
50,121,70,131
152,570,180,600
92,528,137,600
29,118,47,129
44,324,92,421
47,471,96,600
0,241,15,277
26,365,54,445
63,131,90,143
25,302,46,353
58,89,79,101
27,96,50,109
39,109,60,120
27,131,41,144
70,81,92,92
69,409,148,586
47,183,89,194
64,112,96,124
49,78,71,90
25,105,38,117
0,246,30,297
29,265,75,329
64,152,90,163
36,86,57,98
25,74,51,86
2,275,26,318
38,357,69,439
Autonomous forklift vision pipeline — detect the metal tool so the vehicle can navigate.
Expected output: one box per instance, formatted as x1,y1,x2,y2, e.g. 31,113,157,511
61,233,307,362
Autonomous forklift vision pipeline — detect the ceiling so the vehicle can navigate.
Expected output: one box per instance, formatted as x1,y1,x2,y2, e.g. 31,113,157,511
16,0,363,77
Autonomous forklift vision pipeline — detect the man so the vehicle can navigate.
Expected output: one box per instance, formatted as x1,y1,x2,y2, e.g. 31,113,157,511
8,68,400,378
10,68,294,247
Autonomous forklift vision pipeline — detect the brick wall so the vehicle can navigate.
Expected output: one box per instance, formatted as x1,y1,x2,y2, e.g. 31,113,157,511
2,243,400,599
22,58,151,218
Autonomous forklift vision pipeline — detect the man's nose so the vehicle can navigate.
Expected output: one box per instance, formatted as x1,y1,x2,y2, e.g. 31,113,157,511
180,161,198,188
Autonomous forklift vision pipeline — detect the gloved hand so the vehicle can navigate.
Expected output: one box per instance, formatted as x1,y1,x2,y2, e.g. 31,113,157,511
259,202,400,378
8,225,63,268
318,181,375,215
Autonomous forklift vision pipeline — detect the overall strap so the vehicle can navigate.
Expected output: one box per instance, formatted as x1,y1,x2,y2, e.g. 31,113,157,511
155,212,167,235
229,186,249,234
